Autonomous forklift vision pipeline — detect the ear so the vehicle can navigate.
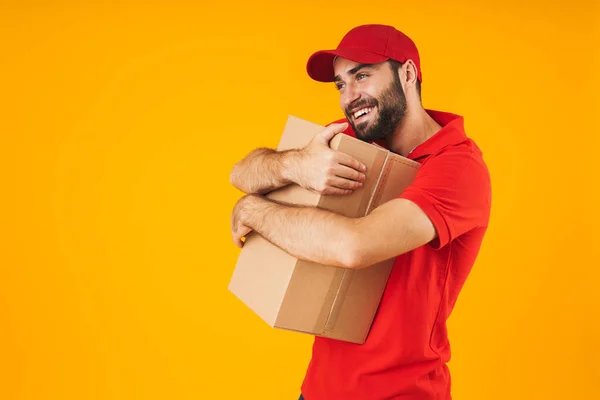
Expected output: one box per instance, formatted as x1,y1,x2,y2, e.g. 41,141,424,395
401,59,419,86
397,59,420,99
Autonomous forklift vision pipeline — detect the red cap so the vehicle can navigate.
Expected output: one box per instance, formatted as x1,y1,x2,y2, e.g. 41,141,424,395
306,24,422,83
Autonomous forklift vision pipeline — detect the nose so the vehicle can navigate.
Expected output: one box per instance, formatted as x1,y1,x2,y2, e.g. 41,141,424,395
342,82,361,110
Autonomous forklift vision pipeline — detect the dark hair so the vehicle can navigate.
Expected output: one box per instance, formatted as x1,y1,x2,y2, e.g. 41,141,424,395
388,60,422,101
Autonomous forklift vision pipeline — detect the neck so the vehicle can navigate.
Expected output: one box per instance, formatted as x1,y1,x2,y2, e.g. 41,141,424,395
385,105,442,157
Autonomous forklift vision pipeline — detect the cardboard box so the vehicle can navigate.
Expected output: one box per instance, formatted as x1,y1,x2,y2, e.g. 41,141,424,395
228,116,420,344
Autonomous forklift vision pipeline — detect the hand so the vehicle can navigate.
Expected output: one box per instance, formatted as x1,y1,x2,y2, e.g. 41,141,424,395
231,194,256,248
290,122,367,195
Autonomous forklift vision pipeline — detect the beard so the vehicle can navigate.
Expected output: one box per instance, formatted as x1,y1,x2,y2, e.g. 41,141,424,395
345,71,407,143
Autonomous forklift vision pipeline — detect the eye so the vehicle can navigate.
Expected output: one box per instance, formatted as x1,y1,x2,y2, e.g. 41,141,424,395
335,82,345,91
357,73,368,80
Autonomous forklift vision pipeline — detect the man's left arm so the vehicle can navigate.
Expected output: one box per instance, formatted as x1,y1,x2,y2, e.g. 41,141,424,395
231,149,491,269
231,194,436,269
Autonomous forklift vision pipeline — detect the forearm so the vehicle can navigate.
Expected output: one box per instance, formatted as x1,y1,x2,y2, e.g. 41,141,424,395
230,148,300,194
242,195,359,268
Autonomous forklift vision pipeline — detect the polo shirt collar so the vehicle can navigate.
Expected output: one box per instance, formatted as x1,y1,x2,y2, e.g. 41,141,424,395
407,110,467,161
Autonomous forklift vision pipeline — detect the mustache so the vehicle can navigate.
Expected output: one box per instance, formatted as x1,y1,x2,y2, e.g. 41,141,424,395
345,99,378,115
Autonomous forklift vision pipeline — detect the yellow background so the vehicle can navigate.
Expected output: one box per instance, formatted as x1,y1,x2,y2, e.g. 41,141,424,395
1,1,599,399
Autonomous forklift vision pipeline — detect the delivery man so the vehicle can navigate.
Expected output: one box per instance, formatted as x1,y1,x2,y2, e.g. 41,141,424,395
229,24,492,400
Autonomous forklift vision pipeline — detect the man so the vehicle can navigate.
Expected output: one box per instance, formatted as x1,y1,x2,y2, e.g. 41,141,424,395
229,24,491,400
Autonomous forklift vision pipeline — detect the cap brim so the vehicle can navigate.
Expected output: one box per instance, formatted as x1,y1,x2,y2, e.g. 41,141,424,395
306,49,389,82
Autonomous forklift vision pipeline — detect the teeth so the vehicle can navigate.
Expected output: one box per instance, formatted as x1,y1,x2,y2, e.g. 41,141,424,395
354,107,373,119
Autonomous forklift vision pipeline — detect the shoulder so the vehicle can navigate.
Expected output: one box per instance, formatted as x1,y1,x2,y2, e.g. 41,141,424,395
410,138,492,211
424,137,489,180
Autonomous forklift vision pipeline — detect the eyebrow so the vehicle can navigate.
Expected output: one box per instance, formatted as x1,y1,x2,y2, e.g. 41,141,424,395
333,63,375,82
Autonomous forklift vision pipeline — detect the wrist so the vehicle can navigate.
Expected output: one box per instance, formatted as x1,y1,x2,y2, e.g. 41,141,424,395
280,149,303,185
241,194,267,228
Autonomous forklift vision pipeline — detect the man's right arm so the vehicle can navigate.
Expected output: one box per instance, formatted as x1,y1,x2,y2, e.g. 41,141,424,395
229,147,300,195
229,122,367,196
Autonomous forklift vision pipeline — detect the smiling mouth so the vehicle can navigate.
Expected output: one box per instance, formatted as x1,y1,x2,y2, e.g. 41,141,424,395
352,106,376,122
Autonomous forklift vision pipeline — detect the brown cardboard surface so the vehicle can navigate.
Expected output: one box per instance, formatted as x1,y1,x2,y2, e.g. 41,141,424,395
228,115,420,344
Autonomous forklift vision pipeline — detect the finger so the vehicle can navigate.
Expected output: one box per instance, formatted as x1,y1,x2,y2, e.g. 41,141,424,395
332,164,366,183
233,231,243,248
233,225,253,248
240,225,252,239
321,186,355,196
327,176,363,190
316,122,348,144
334,151,367,173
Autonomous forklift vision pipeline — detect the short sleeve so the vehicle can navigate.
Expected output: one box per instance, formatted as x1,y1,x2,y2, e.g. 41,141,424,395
399,149,491,249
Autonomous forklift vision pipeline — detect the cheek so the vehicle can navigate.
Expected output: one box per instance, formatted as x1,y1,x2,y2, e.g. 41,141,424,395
368,76,392,98
360,84,381,102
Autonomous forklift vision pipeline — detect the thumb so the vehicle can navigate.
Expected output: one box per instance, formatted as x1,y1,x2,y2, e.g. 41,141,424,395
316,122,348,144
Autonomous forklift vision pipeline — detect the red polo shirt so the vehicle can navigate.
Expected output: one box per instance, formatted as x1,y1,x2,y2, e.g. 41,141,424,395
300,110,492,400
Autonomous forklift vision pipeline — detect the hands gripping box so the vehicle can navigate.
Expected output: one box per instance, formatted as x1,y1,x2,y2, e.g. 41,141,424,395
228,116,420,344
